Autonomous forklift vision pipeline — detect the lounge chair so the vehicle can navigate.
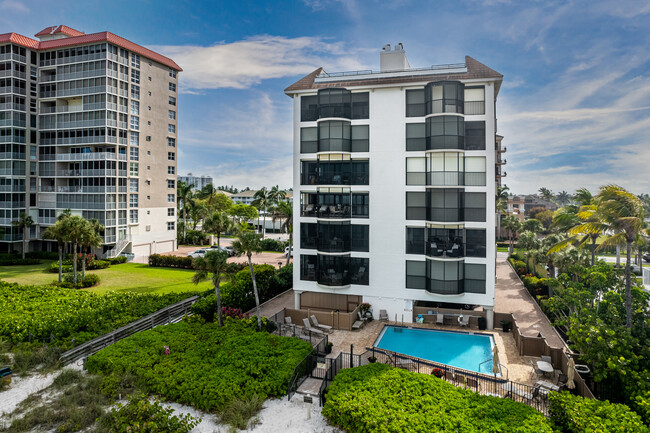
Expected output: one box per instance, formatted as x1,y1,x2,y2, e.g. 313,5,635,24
394,356,411,370
285,317,292,325
436,313,445,325
302,318,324,335
352,320,364,330
444,370,455,382
358,311,368,323
379,309,388,321
458,315,470,327
310,315,332,333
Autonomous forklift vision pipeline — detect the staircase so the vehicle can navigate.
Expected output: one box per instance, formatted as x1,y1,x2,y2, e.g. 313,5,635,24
104,235,131,258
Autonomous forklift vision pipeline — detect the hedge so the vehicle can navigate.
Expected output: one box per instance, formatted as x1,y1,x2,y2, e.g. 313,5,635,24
549,391,649,433
148,254,194,269
86,320,313,415
107,256,127,265
323,364,551,433
48,259,110,273
0,256,41,266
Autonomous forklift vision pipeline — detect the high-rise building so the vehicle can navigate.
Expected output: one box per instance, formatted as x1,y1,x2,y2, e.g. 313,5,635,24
0,25,181,259
285,44,503,328
178,173,213,191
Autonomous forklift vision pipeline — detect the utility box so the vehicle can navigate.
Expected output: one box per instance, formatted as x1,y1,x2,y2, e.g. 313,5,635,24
478,317,487,330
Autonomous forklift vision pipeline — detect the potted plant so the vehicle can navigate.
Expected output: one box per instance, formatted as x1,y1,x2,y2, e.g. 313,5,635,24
368,356,377,363
325,342,333,354
500,320,512,333
360,303,373,321
431,368,443,378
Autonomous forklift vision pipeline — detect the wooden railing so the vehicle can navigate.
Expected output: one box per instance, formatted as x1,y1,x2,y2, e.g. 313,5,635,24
59,296,198,364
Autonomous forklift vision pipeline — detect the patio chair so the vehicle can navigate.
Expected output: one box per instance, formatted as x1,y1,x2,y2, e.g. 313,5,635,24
352,320,364,330
358,311,368,323
458,315,470,327
379,309,389,321
466,377,479,391
436,313,445,325
310,315,332,333
284,317,292,325
444,370,455,382
530,359,544,379
302,318,324,335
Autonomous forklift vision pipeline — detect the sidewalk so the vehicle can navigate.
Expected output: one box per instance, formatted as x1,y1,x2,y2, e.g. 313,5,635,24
495,252,565,349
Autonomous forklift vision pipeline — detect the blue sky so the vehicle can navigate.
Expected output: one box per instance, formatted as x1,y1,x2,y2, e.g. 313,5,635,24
4,0,650,194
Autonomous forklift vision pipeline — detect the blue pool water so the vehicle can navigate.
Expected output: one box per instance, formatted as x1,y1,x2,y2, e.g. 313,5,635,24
374,326,495,374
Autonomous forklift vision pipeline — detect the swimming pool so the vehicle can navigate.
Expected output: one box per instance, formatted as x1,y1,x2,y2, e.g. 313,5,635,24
374,326,496,374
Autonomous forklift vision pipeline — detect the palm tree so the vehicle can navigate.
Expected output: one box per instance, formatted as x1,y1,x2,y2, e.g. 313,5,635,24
192,250,230,326
80,219,104,279
12,213,34,259
502,215,521,255
61,215,88,284
188,201,207,231
252,187,269,238
41,221,69,283
517,231,541,274
496,185,509,239
522,218,544,234
203,211,232,248
555,191,571,206
538,187,554,203
272,199,293,266
573,188,593,207
231,223,263,330
268,186,287,233
592,185,649,327
177,181,195,242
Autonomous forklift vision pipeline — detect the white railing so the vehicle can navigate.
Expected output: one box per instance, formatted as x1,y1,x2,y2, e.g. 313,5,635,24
104,235,131,258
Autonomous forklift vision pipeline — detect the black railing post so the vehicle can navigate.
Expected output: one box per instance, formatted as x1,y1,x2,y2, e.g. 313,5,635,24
350,344,354,367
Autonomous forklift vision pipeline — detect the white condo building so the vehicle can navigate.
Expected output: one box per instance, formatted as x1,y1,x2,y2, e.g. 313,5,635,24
285,44,502,328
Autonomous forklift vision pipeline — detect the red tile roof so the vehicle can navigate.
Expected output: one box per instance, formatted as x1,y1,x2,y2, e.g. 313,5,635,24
0,28,182,71
285,56,501,94
34,25,85,38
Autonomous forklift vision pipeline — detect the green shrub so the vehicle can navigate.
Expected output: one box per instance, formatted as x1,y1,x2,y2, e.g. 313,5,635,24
49,261,73,273
61,273,100,288
181,230,208,246
107,256,128,265
97,392,199,432
510,251,524,261
549,391,648,433
26,251,59,260
260,238,284,252
0,282,198,349
511,259,527,274
86,320,312,426
148,254,194,269
323,364,552,433
0,255,41,266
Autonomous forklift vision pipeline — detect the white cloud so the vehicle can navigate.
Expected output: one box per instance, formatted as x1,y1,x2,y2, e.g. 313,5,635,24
155,36,369,91
0,0,29,13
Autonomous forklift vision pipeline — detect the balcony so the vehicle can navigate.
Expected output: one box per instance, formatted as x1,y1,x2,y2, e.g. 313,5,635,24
52,152,124,162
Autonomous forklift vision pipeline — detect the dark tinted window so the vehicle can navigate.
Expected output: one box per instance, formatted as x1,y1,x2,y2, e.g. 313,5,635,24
406,227,425,254
465,121,486,150
300,95,318,121
351,125,369,152
465,229,486,257
406,123,426,151
318,88,351,118
300,223,317,249
406,89,425,117
406,192,426,220
464,192,486,222
351,92,369,119
406,260,426,289
300,254,317,281
300,127,318,153
351,193,369,217
351,224,369,252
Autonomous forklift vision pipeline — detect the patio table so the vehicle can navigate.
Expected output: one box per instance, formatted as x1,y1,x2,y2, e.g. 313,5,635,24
536,360,554,377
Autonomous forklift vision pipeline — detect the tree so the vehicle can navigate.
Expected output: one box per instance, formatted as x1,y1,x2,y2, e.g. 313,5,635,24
80,219,104,279
192,250,230,326
272,199,293,266
267,185,287,232
556,190,571,206
573,188,593,207
60,215,89,284
41,220,69,283
177,181,194,242
12,213,34,259
539,187,554,203
502,215,522,255
522,218,544,234
496,185,509,239
252,187,269,237
231,224,263,330
517,231,541,274
203,212,232,248
187,201,207,230
212,193,233,213
592,185,649,328
229,204,259,225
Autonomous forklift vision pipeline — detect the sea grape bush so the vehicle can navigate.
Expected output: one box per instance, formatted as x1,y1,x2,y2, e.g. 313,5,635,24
322,363,552,433
549,391,648,433
86,320,312,413
0,282,198,348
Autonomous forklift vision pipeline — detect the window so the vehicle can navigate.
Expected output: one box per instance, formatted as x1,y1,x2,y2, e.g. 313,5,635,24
351,92,369,119
464,156,486,186
169,96,176,106
406,89,425,117
167,221,175,230
466,229,486,258
146,136,151,141
406,157,426,185
464,87,485,115
167,208,175,217
406,227,425,254
167,179,175,188
168,110,176,120
318,88,351,118
426,116,465,150
168,124,176,133
464,192,486,222
130,116,139,130
406,123,426,151
129,162,139,176
169,69,177,78
169,82,176,92
406,192,426,220
131,69,140,84
129,179,138,192
300,127,318,153
130,100,139,115
131,84,140,100
465,121,486,150
167,138,176,147
300,95,318,122
406,260,426,289
131,53,140,68
129,194,138,208
351,125,369,152
129,147,139,161
425,81,464,114
465,263,486,293
168,152,175,161
168,166,175,174
167,194,175,203
129,209,138,223
129,131,139,146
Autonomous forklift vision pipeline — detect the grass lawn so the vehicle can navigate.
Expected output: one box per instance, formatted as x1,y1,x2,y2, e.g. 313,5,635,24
0,261,212,294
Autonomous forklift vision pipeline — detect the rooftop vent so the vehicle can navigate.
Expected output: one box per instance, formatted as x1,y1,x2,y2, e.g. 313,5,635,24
380,43,410,72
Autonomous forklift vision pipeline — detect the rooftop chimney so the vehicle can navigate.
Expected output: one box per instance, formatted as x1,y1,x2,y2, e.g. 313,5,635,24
380,42,410,72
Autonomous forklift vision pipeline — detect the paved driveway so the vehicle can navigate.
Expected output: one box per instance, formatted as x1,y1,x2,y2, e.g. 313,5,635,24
163,244,292,268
